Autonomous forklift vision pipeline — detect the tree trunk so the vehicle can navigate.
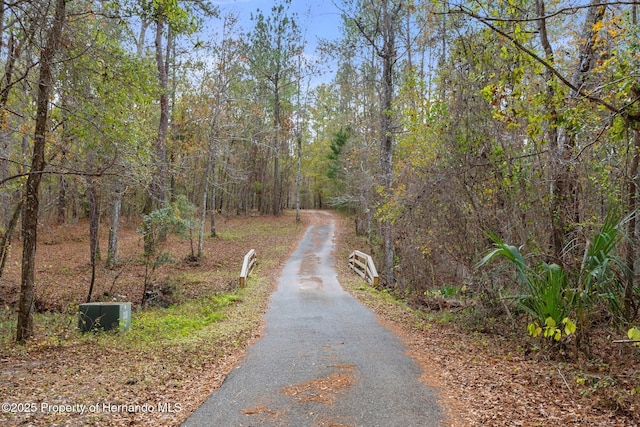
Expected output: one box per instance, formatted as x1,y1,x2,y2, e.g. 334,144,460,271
260,158,267,214
137,18,149,56
144,16,171,254
56,174,67,224
273,84,281,216
535,0,562,260
624,0,640,321
210,149,217,237
625,124,640,320
106,178,122,268
351,0,403,286
86,177,100,303
199,147,213,257
380,0,402,286
381,53,395,286
56,146,68,225
0,200,22,279
17,0,66,343
551,0,605,265
536,0,604,266
0,130,8,228
1,29,23,230
198,181,207,258
296,129,301,222
153,17,169,209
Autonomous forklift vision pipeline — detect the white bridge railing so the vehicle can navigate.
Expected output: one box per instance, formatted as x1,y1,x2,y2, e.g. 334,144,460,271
348,250,379,287
239,249,257,288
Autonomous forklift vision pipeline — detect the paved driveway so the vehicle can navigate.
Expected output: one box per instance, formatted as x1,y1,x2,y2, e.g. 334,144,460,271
183,211,442,427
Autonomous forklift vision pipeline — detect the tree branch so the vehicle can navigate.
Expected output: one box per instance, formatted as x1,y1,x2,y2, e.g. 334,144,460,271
444,1,640,23
453,5,640,121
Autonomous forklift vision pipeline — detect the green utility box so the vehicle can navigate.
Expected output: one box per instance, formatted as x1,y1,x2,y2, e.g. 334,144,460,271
78,302,131,332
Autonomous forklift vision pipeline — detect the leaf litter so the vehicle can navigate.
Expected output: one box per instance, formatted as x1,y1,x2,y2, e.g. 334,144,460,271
0,211,638,426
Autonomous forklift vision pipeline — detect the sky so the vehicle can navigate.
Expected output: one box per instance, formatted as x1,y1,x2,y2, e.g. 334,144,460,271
213,0,344,44
209,0,345,81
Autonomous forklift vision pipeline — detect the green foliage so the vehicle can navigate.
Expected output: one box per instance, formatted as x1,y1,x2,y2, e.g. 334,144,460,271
327,127,351,180
125,293,241,345
522,262,572,327
478,235,576,340
140,195,198,249
395,69,441,173
138,195,199,303
478,210,628,344
628,327,640,346
140,206,184,252
576,209,629,319
424,284,465,299
52,4,157,188
245,0,301,95
128,0,205,34
528,317,577,341
478,233,528,286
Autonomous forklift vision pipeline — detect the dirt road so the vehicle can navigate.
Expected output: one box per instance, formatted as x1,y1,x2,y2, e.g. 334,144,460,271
182,211,442,426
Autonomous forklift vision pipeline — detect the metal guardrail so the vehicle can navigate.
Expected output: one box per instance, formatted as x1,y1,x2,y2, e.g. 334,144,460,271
348,250,379,287
239,249,257,288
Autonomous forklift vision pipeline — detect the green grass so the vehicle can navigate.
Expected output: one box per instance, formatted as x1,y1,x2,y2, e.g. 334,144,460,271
0,292,243,350
119,293,242,346
0,306,80,348
216,230,244,241
0,310,16,345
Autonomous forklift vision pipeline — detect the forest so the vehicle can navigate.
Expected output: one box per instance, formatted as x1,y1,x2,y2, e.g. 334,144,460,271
0,0,639,376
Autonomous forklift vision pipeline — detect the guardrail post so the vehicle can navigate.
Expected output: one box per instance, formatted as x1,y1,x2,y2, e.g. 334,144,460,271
239,249,257,288
348,250,379,287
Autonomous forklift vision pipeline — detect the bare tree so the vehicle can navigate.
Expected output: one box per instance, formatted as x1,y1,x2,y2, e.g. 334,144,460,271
352,0,405,286
17,0,67,343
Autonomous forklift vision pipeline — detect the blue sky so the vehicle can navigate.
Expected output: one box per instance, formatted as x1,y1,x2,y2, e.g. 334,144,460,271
212,0,343,55
204,1,344,86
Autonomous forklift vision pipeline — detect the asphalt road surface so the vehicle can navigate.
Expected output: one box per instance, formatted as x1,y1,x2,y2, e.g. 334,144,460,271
183,211,442,427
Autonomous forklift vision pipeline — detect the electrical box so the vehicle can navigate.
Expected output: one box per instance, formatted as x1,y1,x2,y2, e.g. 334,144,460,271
78,302,131,332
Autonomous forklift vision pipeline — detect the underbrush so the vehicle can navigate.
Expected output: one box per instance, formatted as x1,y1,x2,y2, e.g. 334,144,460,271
332,211,640,424
0,291,242,350
0,211,306,426
114,292,242,346
342,277,640,423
